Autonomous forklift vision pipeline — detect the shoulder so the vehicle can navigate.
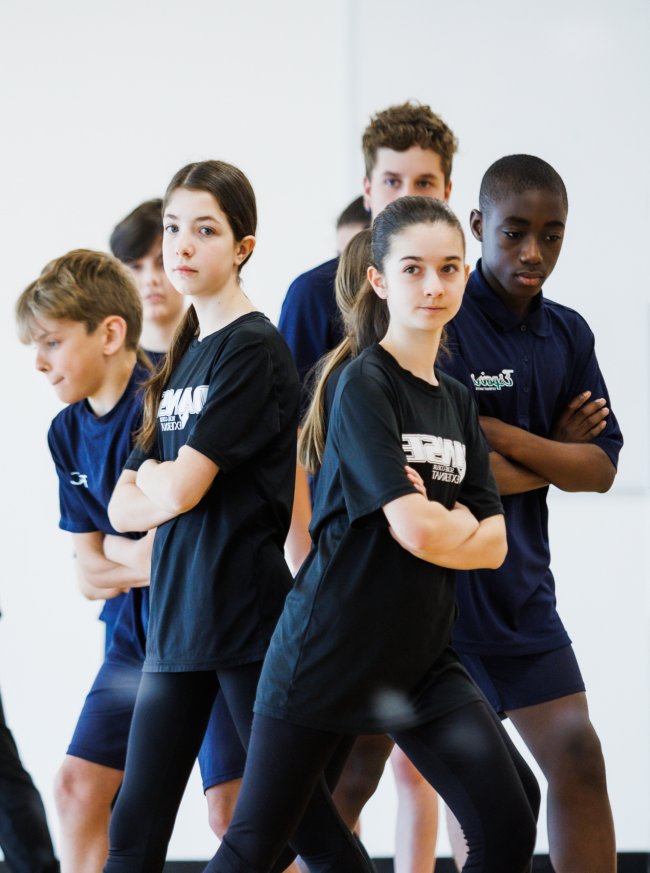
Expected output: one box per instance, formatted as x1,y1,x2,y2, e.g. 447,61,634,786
543,297,595,339
438,369,473,404
285,257,339,297
48,400,82,441
221,313,293,359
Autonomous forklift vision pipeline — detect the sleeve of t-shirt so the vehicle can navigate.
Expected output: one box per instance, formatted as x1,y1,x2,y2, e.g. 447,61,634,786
334,373,419,529
185,337,283,472
47,424,96,533
561,320,623,469
124,443,156,473
456,388,504,521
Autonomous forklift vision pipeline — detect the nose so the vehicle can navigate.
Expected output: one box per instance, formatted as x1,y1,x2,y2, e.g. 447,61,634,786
35,349,49,372
424,271,444,296
175,230,194,258
143,265,160,288
520,234,542,264
405,180,419,197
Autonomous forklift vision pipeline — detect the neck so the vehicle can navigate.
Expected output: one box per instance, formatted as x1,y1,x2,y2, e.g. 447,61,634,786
87,350,138,417
379,325,440,385
140,319,182,354
194,280,256,339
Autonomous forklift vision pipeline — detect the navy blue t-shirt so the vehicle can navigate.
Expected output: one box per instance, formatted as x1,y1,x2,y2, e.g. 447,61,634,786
278,257,342,410
126,313,300,672
255,344,502,734
442,262,624,656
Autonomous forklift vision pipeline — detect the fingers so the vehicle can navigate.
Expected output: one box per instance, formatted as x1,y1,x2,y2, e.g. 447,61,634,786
405,465,427,497
566,390,591,410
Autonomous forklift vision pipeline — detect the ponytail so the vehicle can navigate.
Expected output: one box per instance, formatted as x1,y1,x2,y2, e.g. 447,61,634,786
136,305,199,451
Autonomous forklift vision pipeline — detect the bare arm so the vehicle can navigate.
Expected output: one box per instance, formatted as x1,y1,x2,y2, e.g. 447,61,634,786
71,531,149,601
481,417,616,493
383,493,479,565
285,463,313,575
108,470,179,533
418,513,507,570
104,529,155,577
136,446,219,515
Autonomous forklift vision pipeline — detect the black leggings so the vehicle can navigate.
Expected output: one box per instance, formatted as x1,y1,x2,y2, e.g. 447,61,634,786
103,666,367,873
207,701,538,873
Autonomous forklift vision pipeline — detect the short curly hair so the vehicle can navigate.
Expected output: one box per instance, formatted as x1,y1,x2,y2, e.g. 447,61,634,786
362,101,458,184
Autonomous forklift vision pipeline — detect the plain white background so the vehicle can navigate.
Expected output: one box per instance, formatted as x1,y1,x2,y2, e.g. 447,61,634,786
0,0,648,860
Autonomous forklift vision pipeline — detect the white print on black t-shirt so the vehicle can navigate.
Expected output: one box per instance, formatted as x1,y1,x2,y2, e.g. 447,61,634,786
69,471,88,488
158,385,209,431
471,369,514,391
402,434,466,485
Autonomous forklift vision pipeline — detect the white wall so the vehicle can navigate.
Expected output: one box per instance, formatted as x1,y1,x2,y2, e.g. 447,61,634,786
0,0,648,861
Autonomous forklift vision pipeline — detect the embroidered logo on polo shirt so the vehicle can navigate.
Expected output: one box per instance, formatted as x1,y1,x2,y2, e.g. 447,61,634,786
471,369,514,391
402,434,466,485
70,471,88,488
158,385,209,431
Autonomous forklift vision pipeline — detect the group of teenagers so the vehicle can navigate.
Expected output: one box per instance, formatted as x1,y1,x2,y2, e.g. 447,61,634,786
9,101,622,873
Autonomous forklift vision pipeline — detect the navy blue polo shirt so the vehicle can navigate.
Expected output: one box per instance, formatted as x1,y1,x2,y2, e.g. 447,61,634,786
278,257,343,410
442,261,623,656
47,365,150,633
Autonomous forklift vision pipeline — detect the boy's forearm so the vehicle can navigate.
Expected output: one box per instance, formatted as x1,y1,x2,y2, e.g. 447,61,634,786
483,419,615,492
489,452,549,496
104,532,154,577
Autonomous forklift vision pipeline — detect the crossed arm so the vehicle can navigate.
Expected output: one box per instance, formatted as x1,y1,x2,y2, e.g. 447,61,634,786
108,445,220,533
72,530,153,601
384,467,507,571
482,390,616,496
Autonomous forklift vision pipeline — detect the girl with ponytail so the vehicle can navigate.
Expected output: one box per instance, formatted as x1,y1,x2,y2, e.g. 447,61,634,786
206,197,539,873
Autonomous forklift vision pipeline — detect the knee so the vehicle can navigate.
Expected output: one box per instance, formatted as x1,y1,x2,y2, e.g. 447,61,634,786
334,737,391,811
547,721,608,791
390,747,431,796
54,760,90,818
206,780,241,839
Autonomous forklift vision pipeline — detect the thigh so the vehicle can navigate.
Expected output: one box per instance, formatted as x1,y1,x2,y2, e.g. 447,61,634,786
215,661,265,749
106,671,219,873
393,701,537,872
473,645,585,714
198,689,246,791
67,657,142,771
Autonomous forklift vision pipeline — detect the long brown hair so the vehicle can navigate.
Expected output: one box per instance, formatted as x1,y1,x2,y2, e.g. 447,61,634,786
137,160,257,451
299,197,465,473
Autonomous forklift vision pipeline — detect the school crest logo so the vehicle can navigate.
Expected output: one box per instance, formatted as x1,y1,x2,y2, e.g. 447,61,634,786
471,369,514,391
158,385,209,431
402,434,466,485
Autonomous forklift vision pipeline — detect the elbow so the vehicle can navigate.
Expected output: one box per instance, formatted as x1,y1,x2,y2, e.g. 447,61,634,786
107,497,130,534
486,536,508,569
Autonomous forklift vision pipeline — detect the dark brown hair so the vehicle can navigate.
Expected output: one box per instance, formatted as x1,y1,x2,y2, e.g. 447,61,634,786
138,160,257,451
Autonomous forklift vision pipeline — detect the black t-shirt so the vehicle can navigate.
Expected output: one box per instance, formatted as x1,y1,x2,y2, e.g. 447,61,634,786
255,344,503,733
126,313,300,671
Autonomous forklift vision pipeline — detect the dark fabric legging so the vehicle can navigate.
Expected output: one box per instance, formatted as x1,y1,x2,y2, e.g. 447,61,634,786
103,666,368,873
207,702,539,873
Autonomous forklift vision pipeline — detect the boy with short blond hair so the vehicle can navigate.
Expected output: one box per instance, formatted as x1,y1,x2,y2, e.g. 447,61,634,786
16,248,248,873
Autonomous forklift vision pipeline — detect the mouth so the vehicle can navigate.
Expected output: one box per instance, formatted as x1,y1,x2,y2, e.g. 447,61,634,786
515,272,544,287
145,293,165,303
174,266,197,276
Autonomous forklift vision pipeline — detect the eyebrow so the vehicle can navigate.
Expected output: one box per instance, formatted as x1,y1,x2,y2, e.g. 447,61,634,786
399,255,462,262
164,213,221,223
502,215,565,228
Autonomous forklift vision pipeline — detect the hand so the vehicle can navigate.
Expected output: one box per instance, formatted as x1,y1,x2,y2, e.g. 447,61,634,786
405,465,427,498
451,502,479,533
135,458,160,489
551,391,609,443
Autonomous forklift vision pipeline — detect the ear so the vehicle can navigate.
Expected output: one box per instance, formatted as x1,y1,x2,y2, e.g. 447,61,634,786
362,176,372,212
463,263,470,283
235,235,256,265
100,316,128,357
443,179,453,203
469,209,483,242
367,265,387,299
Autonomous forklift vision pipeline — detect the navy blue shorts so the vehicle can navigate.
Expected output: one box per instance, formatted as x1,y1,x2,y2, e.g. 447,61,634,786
68,592,246,788
458,644,585,717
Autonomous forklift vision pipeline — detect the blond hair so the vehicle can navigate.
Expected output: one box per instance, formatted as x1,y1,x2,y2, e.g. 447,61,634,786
16,249,144,357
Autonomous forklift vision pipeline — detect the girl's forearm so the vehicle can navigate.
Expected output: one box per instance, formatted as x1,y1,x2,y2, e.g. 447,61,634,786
427,515,507,570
